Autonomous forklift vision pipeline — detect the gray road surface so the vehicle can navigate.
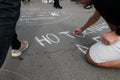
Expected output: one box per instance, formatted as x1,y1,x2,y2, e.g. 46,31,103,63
0,0,120,80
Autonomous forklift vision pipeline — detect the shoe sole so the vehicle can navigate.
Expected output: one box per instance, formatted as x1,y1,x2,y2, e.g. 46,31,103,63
12,56,21,59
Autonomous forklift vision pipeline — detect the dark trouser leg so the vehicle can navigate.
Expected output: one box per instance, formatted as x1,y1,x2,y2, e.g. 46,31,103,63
53,0,62,9
11,32,21,50
22,0,25,2
0,1,20,68
0,23,14,68
54,0,59,5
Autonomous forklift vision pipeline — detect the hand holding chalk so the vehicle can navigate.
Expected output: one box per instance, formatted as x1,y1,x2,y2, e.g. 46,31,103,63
74,28,83,35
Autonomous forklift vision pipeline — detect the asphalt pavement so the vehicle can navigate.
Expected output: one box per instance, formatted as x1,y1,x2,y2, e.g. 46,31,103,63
0,0,120,80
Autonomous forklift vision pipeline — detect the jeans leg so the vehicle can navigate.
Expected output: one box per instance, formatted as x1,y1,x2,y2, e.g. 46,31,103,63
54,0,59,5
22,0,25,2
0,23,14,68
0,1,20,68
11,31,21,50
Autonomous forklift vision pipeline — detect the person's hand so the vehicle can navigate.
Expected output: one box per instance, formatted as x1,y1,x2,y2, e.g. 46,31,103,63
100,31,120,45
74,28,83,35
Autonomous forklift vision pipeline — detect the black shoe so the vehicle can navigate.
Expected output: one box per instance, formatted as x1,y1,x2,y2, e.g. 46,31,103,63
53,4,62,9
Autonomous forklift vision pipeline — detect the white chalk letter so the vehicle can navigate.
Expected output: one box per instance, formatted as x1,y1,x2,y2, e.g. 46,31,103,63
76,44,88,54
46,34,60,43
59,31,75,38
35,36,52,47
92,36,100,42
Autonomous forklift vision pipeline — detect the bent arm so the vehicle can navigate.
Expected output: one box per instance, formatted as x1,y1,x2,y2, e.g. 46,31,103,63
81,10,101,31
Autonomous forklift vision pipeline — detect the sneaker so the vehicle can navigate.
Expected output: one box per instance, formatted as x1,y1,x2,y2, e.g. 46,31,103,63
21,1,26,5
11,41,29,58
28,1,32,5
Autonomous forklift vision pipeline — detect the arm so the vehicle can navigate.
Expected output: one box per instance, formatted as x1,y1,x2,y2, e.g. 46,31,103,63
74,10,101,34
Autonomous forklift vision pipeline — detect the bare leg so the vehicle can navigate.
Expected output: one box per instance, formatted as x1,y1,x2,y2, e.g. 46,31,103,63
86,50,120,68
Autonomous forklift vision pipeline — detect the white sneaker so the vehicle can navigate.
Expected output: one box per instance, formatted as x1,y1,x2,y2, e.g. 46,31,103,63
11,41,29,58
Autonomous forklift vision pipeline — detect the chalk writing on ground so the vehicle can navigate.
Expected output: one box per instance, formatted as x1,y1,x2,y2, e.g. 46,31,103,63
19,8,65,24
35,22,109,53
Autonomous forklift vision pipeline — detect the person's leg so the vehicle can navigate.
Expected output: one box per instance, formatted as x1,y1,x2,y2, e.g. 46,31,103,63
22,0,25,2
0,24,14,68
0,1,20,68
11,17,29,58
11,15,29,58
86,49,120,68
85,50,96,65
11,32,21,50
11,2,21,51
11,31,29,58
53,0,62,9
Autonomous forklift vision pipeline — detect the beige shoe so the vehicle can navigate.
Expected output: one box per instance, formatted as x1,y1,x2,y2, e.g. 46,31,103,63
11,41,29,58
21,1,26,5
28,1,32,5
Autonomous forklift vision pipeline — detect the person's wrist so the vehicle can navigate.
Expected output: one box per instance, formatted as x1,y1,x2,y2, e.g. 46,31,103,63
80,27,85,32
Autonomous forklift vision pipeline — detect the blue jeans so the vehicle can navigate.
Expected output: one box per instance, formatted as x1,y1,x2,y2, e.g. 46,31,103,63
0,0,21,68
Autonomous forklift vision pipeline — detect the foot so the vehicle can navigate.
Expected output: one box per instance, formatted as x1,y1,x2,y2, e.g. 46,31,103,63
11,41,29,58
